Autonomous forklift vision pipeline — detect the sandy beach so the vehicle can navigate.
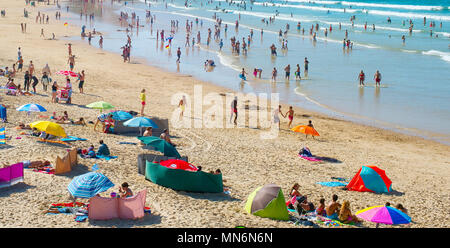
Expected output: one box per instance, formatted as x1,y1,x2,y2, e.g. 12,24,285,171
0,0,449,228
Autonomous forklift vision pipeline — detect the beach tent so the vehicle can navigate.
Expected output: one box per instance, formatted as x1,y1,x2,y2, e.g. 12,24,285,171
346,165,392,193
137,136,181,158
244,184,290,221
145,161,223,193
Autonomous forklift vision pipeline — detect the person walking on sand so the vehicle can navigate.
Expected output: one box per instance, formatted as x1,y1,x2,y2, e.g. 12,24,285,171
17,56,24,72
51,81,58,103
68,55,75,71
273,105,284,130
358,70,365,86
285,106,294,128
77,70,85,93
68,43,72,56
230,96,238,125
178,95,186,118
99,35,103,48
28,60,35,76
374,70,381,87
140,89,146,116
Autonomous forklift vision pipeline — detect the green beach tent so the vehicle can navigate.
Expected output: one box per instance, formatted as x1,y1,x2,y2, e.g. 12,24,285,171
137,136,181,158
244,184,289,221
145,161,223,193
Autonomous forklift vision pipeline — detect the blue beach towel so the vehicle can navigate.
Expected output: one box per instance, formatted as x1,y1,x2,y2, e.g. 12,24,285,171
95,155,118,161
316,182,348,187
61,136,87,142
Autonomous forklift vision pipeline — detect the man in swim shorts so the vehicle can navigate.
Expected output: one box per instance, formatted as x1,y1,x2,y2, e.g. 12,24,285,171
325,194,341,220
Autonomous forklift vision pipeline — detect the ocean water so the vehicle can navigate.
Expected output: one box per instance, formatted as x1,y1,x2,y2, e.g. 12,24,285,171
60,0,450,144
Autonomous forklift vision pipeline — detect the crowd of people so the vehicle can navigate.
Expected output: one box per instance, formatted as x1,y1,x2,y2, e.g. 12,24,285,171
288,183,408,225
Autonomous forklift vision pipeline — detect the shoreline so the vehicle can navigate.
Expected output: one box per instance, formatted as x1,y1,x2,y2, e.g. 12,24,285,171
63,0,450,146
1,0,449,228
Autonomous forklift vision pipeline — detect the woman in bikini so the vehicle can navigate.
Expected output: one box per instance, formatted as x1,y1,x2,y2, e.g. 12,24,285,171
338,200,361,224
285,106,294,128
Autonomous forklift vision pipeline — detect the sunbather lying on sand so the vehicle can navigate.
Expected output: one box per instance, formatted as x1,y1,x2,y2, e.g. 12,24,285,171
71,117,86,126
26,160,51,170
16,122,31,130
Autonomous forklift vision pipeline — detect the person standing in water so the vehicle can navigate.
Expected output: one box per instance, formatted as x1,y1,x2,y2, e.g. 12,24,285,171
304,58,309,78
358,70,365,86
271,67,278,82
374,70,382,87
176,47,181,63
284,64,291,81
295,64,301,80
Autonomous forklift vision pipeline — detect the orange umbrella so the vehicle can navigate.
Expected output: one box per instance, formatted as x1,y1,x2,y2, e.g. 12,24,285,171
291,125,320,136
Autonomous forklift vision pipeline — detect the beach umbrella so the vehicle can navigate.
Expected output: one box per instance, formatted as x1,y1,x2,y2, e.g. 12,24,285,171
29,121,67,137
110,110,133,121
16,103,47,112
124,117,159,135
356,205,411,225
159,159,198,172
67,172,115,198
244,184,289,221
123,117,158,128
291,125,320,136
86,101,115,112
56,70,78,78
137,136,180,158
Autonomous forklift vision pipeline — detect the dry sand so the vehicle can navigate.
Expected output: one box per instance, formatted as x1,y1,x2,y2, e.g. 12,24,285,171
0,0,449,228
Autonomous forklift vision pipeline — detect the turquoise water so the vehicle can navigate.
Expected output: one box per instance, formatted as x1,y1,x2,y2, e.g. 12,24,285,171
62,0,450,144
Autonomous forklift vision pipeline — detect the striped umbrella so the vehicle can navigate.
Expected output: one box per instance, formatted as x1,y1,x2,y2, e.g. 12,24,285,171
67,172,114,198
356,205,411,225
16,103,47,112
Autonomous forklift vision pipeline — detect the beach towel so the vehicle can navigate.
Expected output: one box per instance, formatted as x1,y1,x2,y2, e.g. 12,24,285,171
316,215,356,227
37,138,70,146
299,154,322,162
316,182,348,187
61,136,87,142
331,177,349,182
95,155,118,161
33,166,55,174
80,154,118,161
118,141,137,145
